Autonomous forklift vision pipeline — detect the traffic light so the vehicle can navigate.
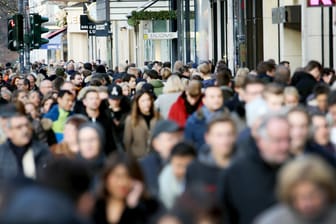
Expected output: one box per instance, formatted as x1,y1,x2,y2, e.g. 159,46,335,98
30,13,49,49
7,14,24,51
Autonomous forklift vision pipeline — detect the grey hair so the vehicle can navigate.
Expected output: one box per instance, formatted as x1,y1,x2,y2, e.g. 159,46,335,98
256,111,288,140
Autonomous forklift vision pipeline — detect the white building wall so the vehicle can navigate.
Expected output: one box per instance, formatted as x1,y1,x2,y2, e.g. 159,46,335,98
66,7,89,63
263,0,279,63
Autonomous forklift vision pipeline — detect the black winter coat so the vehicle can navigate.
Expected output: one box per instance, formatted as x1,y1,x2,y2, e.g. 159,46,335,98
217,146,284,224
291,71,317,104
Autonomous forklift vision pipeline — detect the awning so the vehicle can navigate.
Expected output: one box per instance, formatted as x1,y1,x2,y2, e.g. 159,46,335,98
40,27,67,50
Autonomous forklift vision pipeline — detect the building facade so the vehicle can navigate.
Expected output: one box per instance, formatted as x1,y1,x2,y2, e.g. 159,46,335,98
62,0,336,72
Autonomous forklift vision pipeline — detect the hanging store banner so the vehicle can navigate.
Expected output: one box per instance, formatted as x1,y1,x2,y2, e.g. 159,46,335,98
144,32,178,40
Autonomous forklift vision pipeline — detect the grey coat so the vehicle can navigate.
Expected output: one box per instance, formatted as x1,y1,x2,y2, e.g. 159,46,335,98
254,204,336,224
0,140,50,179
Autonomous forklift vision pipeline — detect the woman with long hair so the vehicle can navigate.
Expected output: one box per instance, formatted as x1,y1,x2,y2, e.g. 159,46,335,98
93,152,159,224
123,90,161,158
155,75,185,119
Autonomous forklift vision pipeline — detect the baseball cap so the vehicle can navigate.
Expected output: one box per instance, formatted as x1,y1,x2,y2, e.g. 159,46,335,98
151,120,180,140
108,84,123,100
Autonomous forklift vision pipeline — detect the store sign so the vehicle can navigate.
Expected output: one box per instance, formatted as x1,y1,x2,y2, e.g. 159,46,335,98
144,32,178,40
308,0,335,6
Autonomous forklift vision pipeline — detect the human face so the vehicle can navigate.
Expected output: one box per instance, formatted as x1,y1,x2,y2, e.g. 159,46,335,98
43,99,54,113
258,119,290,165
138,93,152,115
322,73,333,84
63,123,79,153
203,87,223,112
27,76,35,89
25,104,38,119
73,75,83,87
288,112,310,152
106,165,132,200
17,92,28,103
40,80,53,96
316,94,328,113
264,93,284,111
122,86,130,96
57,93,74,112
16,79,25,91
309,68,321,81
205,122,236,157
29,92,41,107
78,127,100,160
6,116,32,147
312,116,330,146
186,92,201,106
108,98,121,110
292,181,328,219
129,77,136,89
244,83,264,103
83,91,100,111
152,132,182,160
171,155,194,181
284,94,299,108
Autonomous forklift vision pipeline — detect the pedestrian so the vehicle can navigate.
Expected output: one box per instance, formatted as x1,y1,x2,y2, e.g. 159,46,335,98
79,88,117,155
155,75,185,119
141,120,182,196
255,155,336,224
184,86,229,150
168,80,203,128
159,142,196,209
93,152,160,224
107,84,131,150
51,114,88,158
0,109,50,179
43,90,75,142
218,113,291,224
186,116,236,197
123,90,161,158
291,60,322,103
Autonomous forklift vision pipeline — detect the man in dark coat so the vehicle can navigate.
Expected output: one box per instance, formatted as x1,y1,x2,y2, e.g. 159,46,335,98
0,111,50,179
140,120,182,197
218,113,291,224
79,88,117,155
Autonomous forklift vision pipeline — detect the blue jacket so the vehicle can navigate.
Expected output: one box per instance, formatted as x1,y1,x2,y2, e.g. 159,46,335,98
43,105,73,142
184,106,229,151
140,152,164,197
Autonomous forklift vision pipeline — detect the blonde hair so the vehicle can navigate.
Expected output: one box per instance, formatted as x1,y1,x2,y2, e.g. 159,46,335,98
284,86,299,99
198,63,211,76
161,68,172,80
277,155,336,205
163,75,185,94
236,67,249,77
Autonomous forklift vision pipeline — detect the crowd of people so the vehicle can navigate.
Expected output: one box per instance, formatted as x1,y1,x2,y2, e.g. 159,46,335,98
0,58,335,223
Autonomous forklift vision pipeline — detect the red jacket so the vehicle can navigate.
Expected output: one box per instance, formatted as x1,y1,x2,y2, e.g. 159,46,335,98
168,92,203,128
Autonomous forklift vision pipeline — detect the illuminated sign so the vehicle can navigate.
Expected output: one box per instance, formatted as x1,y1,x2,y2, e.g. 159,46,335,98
308,0,335,6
